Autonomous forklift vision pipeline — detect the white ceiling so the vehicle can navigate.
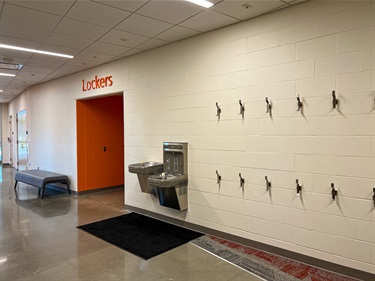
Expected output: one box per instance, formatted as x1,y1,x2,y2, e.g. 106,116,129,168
0,0,307,103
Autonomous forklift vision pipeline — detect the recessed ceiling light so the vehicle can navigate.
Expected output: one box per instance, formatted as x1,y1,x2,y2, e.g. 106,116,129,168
0,44,74,59
0,73,15,77
0,90,3,93
186,0,214,8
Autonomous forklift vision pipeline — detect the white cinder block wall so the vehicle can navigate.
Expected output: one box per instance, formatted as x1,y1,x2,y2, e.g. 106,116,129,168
7,0,375,275
124,0,375,274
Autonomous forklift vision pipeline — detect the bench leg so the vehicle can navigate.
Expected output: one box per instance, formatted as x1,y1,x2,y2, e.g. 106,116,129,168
14,180,18,190
41,185,46,199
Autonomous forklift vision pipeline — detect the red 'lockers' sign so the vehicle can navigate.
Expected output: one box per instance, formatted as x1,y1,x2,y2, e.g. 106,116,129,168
82,75,113,92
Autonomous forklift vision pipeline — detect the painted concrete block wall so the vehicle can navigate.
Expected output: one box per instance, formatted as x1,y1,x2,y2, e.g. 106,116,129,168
6,0,375,275
123,0,375,274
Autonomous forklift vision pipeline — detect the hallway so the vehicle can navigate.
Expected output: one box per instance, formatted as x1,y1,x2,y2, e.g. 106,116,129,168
0,167,261,281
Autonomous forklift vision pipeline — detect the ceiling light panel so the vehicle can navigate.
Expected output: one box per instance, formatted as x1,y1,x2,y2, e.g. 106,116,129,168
0,44,74,58
136,1,204,24
186,0,214,8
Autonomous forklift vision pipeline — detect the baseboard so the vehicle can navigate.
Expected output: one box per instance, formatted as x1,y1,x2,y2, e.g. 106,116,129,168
74,185,124,195
124,204,373,281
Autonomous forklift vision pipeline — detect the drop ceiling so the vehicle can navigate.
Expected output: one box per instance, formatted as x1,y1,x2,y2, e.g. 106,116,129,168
0,0,307,103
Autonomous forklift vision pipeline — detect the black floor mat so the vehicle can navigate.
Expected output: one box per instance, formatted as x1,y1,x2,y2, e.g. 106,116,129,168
77,212,203,260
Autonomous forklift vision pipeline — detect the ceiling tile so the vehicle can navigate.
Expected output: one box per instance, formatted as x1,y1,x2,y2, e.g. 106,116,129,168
99,29,149,48
46,64,87,78
116,14,173,37
136,0,204,24
0,4,62,42
120,48,145,58
20,66,55,75
93,0,148,12
75,51,114,63
66,1,131,28
54,18,110,40
0,76,14,86
136,38,169,50
179,9,239,32
17,71,48,81
66,58,103,68
5,0,75,16
212,0,286,21
86,42,131,56
26,54,68,69
45,33,94,50
156,25,201,42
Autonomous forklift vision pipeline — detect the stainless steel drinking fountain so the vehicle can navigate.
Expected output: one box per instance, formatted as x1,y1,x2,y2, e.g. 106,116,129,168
148,142,188,210
128,161,163,195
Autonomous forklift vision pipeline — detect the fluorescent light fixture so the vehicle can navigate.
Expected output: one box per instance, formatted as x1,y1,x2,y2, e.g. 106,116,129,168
0,73,16,77
0,90,3,93
0,258,7,263
186,0,214,8
0,44,74,59
0,62,22,70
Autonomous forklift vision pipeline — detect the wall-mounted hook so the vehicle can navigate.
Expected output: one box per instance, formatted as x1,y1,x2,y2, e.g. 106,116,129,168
216,102,221,117
296,179,302,195
239,173,245,188
331,183,337,201
373,188,375,207
297,95,303,111
265,176,271,191
265,97,272,113
332,90,338,109
239,100,245,116
216,170,221,184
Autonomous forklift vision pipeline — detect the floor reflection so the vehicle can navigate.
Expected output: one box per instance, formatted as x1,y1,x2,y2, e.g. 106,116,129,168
0,166,262,281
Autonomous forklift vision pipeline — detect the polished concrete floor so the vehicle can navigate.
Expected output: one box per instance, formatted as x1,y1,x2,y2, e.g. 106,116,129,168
0,167,263,281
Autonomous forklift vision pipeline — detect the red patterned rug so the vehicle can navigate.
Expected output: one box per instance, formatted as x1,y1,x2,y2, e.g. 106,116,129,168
192,235,360,281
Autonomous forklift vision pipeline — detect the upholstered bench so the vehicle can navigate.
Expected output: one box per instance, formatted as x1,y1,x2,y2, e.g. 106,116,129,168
14,169,71,199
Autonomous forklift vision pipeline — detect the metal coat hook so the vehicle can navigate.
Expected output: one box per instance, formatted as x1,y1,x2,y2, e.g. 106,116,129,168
331,183,337,201
265,97,271,114
239,100,245,116
332,90,338,109
373,188,375,207
239,173,245,188
216,102,221,117
297,95,303,111
216,170,221,184
296,179,302,195
265,176,271,191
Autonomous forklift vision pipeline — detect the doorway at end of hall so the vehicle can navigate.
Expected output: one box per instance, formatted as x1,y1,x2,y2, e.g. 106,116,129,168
76,94,124,192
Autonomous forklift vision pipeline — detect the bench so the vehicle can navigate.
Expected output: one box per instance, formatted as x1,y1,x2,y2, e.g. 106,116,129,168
14,169,71,199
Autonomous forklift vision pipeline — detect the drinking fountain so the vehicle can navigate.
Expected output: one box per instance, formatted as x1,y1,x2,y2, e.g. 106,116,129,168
148,142,188,210
128,161,163,195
